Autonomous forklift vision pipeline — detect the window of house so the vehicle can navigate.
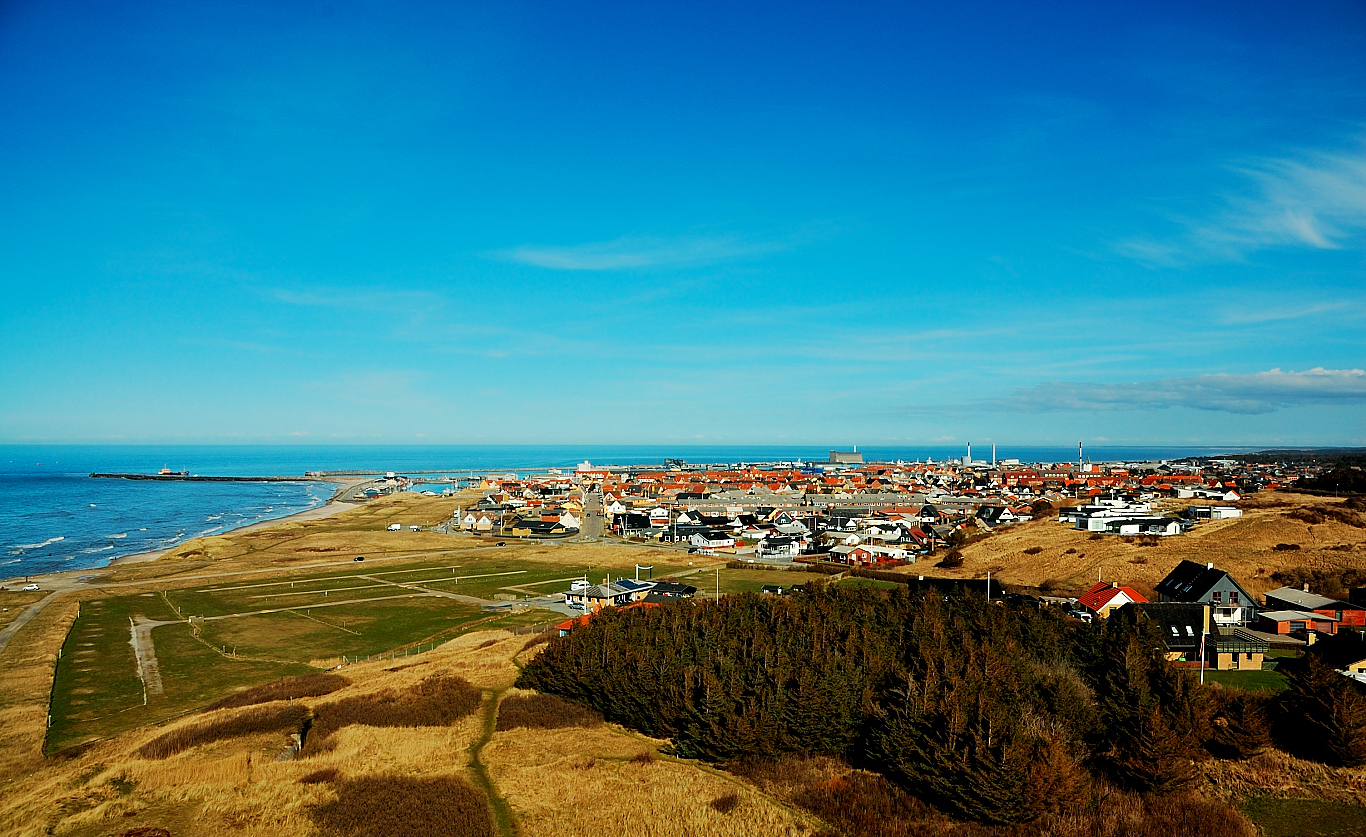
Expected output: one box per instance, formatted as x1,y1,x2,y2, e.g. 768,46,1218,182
1230,592,1239,605
1212,591,1222,603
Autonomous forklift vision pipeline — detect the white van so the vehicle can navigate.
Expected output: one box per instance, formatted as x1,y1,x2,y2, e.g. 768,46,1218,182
570,579,591,592
386,523,401,531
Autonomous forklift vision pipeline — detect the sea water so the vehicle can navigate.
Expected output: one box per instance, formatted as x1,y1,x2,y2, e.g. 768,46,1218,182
0,443,1258,580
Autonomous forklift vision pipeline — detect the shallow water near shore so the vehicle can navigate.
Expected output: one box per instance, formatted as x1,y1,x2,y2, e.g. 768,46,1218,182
0,443,1255,580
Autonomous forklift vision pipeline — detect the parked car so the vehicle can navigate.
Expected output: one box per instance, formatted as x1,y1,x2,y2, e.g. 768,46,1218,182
570,579,591,592
22,584,40,591
354,556,365,562
386,523,401,531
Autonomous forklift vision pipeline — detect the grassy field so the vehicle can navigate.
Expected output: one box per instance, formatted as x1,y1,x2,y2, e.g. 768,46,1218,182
1240,797,1366,837
42,512,697,756
47,594,314,753
1202,668,1290,693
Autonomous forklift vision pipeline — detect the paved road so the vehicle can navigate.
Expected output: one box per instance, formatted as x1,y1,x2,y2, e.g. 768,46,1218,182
0,589,65,657
577,490,604,541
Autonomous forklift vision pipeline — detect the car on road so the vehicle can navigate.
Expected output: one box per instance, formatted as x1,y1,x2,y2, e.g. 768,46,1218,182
386,523,401,531
496,541,506,547
354,556,365,562
22,584,40,591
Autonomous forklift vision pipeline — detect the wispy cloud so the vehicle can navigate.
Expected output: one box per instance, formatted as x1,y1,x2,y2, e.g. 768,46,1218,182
985,368,1366,415
494,235,781,271
1120,141,1366,264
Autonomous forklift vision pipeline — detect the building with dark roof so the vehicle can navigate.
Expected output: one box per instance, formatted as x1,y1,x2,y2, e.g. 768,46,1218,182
1154,560,1257,626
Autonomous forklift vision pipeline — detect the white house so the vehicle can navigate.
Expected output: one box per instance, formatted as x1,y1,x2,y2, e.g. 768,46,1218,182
690,531,735,553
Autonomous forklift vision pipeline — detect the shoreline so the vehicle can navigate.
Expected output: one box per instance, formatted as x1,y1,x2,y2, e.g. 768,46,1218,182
5,478,371,583
105,498,361,569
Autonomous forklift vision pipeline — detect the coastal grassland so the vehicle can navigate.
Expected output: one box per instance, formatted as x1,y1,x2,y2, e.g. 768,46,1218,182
45,593,315,753
45,588,545,753
0,633,512,837
190,598,497,663
937,492,1366,593
0,598,77,782
482,722,811,836
0,590,48,630
1202,747,1366,834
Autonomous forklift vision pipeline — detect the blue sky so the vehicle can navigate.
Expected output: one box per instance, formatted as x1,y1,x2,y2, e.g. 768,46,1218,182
1,0,1363,446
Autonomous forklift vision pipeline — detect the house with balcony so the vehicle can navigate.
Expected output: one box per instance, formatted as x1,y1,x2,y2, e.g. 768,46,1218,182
1154,560,1257,626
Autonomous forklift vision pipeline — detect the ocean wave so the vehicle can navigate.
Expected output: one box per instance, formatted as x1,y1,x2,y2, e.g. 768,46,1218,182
106,532,128,539
81,545,115,554
206,515,222,521
0,558,22,566
88,504,97,507
10,536,65,553
196,527,223,537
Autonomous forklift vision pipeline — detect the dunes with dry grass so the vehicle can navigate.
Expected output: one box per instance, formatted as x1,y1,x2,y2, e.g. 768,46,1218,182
136,702,310,759
310,774,494,837
204,672,350,711
301,674,483,756
495,692,602,731
942,493,1366,594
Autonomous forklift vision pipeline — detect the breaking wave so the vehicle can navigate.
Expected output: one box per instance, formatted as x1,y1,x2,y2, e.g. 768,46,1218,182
9,536,65,553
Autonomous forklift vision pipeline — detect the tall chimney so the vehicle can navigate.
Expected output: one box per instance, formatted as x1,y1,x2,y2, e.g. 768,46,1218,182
1207,562,1214,570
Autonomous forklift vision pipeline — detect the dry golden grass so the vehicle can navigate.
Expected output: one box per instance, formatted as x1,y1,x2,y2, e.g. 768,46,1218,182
932,493,1366,594
0,600,77,780
0,630,499,837
482,723,814,836
1201,747,1366,807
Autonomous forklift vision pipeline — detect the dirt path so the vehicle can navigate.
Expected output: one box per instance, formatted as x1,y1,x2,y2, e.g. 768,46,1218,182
128,616,165,696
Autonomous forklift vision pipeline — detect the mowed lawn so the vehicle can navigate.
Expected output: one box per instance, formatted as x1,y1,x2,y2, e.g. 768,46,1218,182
1202,668,1290,693
47,593,312,753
